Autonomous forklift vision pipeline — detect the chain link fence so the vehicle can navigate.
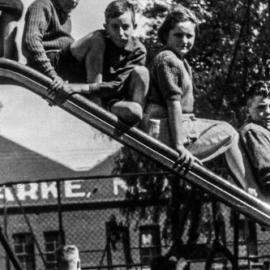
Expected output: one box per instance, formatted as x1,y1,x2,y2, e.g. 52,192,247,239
0,175,269,270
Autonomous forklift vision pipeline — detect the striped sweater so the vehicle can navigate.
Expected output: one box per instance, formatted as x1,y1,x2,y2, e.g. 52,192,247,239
22,0,74,78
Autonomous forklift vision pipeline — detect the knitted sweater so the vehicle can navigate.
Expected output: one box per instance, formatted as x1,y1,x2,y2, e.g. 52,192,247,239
22,0,74,78
148,49,194,113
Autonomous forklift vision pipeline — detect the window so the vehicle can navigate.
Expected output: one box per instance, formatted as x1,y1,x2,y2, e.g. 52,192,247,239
44,231,61,270
238,219,258,261
13,233,35,270
139,225,161,264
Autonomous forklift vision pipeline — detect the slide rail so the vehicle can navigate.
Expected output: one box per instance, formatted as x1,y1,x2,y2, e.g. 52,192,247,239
0,58,269,228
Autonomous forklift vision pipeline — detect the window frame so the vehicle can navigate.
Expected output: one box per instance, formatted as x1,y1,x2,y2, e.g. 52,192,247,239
139,225,161,264
13,232,36,270
43,230,61,270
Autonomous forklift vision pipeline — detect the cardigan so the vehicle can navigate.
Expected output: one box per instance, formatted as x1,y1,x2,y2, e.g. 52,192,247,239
148,48,194,113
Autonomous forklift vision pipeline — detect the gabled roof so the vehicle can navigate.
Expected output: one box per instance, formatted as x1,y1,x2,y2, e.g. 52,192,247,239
0,135,121,183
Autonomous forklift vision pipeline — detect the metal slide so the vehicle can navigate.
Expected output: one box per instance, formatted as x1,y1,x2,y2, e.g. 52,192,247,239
0,58,270,229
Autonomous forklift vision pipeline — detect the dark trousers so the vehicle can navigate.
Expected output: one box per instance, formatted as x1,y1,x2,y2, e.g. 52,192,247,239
48,46,86,83
28,46,86,83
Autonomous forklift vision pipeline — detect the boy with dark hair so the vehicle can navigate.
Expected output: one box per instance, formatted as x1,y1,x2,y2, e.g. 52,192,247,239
22,0,82,90
68,0,149,124
240,81,270,192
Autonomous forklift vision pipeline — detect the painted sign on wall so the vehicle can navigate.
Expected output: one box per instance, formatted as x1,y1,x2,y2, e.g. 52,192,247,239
0,178,129,205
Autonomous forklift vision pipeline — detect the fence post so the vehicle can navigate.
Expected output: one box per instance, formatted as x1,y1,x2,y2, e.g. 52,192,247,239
105,222,112,269
0,227,22,270
3,185,10,270
57,180,65,245
10,185,47,267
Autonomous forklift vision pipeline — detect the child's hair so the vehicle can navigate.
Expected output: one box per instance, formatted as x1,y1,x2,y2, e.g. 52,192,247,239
105,0,136,26
247,80,270,103
57,245,80,269
158,5,199,45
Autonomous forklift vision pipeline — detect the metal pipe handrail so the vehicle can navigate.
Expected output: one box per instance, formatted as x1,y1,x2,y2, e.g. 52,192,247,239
0,58,270,226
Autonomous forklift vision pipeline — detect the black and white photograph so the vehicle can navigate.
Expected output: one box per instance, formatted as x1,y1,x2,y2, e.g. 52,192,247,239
1,0,270,269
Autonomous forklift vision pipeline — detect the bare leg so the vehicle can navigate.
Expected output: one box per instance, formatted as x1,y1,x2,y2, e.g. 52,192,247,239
70,30,106,83
0,12,18,60
84,46,104,106
85,45,104,83
111,66,149,124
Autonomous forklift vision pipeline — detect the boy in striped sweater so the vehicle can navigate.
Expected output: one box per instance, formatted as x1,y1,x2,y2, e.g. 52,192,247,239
22,0,82,90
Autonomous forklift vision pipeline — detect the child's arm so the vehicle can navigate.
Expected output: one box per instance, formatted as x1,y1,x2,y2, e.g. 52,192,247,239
167,100,187,148
167,100,195,166
22,4,58,79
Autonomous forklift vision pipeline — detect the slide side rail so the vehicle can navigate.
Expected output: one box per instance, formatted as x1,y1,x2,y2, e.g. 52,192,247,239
0,58,269,226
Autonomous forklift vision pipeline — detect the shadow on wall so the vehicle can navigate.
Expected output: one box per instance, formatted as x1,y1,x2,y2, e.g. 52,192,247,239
0,134,120,183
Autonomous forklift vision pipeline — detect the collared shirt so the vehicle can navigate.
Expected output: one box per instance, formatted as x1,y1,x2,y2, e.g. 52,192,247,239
88,31,147,101
148,48,194,113
240,121,270,187
0,0,23,20
22,0,74,78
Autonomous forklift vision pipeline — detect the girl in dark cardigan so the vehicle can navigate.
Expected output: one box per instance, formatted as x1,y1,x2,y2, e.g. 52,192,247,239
143,5,256,191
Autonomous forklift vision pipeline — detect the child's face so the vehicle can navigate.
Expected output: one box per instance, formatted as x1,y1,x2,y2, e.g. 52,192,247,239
248,96,270,130
104,11,135,48
58,0,79,13
166,21,196,57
